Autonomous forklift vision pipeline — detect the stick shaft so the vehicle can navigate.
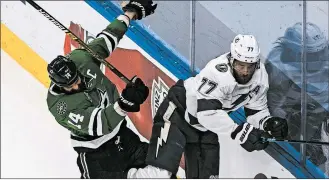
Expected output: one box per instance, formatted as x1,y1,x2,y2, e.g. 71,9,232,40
265,138,329,146
25,0,130,84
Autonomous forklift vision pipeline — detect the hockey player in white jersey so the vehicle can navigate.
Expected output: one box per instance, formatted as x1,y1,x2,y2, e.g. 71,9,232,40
145,34,289,178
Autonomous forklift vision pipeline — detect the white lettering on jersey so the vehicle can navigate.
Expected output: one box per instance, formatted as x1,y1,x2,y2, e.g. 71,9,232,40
64,72,71,79
87,69,97,79
68,112,84,129
85,69,97,88
197,77,218,95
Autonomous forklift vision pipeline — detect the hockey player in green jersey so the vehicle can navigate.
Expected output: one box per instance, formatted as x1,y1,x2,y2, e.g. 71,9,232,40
46,0,173,178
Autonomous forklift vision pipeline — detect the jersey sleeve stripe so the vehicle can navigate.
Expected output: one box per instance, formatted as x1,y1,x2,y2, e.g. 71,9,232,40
96,109,103,136
102,31,118,49
245,108,271,130
188,112,199,125
97,31,118,53
97,34,114,54
113,102,127,116
197,99,223,112
244,107,261,117
117,15,130,27
92,108,102,136
88,107,100,136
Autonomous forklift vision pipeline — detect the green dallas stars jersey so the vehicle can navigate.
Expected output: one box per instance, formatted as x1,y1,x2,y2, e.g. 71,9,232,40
46,15,131,150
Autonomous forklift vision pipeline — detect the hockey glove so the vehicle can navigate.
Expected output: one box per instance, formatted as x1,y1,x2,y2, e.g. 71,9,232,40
117,76,149,112
122,0,157,20
263,117,288,139
131,76,149,104
231,123,270,152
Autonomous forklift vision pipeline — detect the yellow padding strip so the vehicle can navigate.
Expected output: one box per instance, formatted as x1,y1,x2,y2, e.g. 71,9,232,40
1,23,50,88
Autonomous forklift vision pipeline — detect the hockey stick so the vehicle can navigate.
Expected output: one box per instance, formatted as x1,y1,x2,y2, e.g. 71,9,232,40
262,137,329,146
24,0,131,84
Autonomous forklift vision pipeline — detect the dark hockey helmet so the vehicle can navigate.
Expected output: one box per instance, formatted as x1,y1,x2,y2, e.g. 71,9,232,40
279,22,328,73
47,55,79,87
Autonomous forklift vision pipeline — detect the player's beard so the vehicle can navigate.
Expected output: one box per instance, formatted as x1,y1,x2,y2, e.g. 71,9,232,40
63,81,87,95
71,82,86,94
233,70,253,84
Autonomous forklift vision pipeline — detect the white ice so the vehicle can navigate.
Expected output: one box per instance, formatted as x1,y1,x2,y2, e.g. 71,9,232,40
1,50,80,178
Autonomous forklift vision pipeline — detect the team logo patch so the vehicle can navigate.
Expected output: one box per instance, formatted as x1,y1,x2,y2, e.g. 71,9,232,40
151,77,169,118
215,63,228,72
235,37,240,43
57,101,67,115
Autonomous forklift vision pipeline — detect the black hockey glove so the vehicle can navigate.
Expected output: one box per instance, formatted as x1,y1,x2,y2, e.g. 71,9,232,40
117,76,149,112
122,0,157,20
231,123,270,152
263,117,288,139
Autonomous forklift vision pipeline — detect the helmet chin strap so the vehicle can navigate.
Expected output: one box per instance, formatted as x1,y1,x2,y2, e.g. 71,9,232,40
227,54,243,84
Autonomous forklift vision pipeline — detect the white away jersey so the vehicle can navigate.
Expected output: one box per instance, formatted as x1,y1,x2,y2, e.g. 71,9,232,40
184,53,271,134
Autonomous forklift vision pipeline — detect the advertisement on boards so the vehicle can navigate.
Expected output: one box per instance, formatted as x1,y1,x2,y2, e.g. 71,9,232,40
63,21,176,140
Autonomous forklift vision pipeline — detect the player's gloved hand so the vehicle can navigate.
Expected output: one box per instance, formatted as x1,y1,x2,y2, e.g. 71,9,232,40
130,76,149,104
231,123,270,152
117,76,149,112
263,117,288,139
122,0,157,20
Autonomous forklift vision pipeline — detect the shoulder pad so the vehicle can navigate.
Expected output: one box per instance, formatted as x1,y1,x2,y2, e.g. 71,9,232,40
199,53,236,89
208,53,231,74
252,62,269,88
48,92,90,119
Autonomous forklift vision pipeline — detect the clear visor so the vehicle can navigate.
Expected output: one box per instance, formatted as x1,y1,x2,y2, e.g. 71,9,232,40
281,45,329,74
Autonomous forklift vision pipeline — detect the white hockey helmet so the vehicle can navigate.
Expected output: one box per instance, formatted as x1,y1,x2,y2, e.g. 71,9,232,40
230,34,261,64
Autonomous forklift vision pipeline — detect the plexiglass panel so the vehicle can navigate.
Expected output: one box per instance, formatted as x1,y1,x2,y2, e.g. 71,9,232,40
305,1,329,176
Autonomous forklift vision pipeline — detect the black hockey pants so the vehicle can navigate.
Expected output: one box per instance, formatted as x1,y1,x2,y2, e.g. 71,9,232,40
76,121,148,179
146,80,219,178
